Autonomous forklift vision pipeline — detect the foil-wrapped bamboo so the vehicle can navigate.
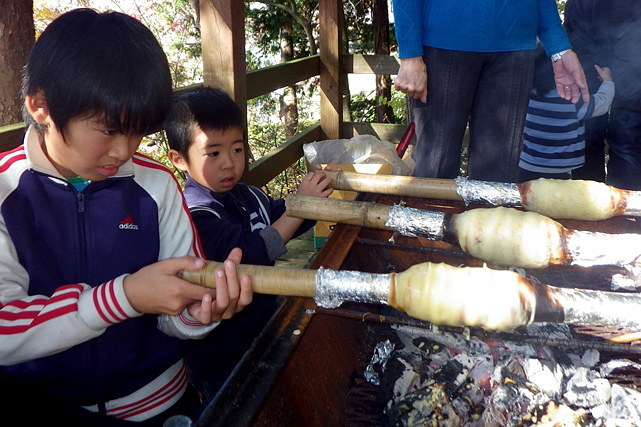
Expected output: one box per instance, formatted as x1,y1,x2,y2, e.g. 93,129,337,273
285,194,641,269
179,261,641,332
323,170,641,221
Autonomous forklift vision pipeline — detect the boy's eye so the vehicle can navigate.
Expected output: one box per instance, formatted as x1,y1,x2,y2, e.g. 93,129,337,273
233,147,244,154
99,129,116,136
207,151,220,158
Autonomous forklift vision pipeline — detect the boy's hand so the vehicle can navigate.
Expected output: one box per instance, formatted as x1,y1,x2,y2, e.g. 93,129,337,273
595,65,613,82
123,248,252,323
297,171,333,198
186,248,252,323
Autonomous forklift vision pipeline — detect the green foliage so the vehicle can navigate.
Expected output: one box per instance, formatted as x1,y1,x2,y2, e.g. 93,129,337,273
350,89,408,123
246,111,314,199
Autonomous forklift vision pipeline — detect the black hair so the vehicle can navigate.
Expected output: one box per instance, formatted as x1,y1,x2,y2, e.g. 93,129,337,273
532,44,556,95
164,87,244,157
22,8,172,138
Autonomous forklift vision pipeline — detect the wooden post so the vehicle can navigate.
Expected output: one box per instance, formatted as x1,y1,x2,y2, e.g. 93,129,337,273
319,0,343,140
199,0,249,159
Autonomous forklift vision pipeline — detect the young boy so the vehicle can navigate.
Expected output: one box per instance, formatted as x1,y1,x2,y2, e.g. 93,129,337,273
165,87,333,402
0,9,251,426
517,45,614,182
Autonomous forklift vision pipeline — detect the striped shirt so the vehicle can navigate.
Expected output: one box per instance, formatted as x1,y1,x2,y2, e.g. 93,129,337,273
519,81,614,174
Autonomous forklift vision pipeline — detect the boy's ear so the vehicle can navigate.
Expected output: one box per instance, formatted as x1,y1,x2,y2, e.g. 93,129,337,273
168,149,188,172
24,91,51,125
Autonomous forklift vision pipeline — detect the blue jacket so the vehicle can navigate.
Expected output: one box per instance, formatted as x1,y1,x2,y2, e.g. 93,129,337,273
183,177,314,265
393,0,572,58
0,127,211,421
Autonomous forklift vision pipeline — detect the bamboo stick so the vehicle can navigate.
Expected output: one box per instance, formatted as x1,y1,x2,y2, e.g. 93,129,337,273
324,170,641,220
324,170,462,201
285,193,394,230
285,195,641,270
179,262,317,298
178,260,641,332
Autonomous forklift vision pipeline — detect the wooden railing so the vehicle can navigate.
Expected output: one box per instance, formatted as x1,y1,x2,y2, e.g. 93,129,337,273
0,52,406,187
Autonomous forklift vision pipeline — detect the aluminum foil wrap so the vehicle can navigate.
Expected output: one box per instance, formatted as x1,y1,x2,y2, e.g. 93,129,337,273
364,339,395,385
567,230,641,267
385,204,445,239
552,287,641,330
455,177,522,207
623,191,641,217
314,267,390,309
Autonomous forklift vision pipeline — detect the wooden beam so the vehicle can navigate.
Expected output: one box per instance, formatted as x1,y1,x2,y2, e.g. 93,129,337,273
343,54,400,75
319,0,343,140
200,0,246,104
247,56,321,99
244,124,322,188
199,0,249,162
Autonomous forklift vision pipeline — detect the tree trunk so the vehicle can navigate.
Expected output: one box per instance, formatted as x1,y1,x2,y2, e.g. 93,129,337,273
373,0,395,124
0,0,34,127
279,18,299,140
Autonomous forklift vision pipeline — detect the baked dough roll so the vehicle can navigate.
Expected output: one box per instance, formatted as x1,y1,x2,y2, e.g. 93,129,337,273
389,262,536,330
452,206,566,268
518,178,625,221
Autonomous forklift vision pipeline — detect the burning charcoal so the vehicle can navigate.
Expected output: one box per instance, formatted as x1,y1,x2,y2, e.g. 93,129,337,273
523,358,564,396
384,383,461,426
599,358,641,377
607,383,641,424
525,322,573,340
392,325,490,356
467,354,494,393
433,353,475,397
580,349,600,368
518,401,592,426
484,384,530,426
390,358,425,401
563,367,611,407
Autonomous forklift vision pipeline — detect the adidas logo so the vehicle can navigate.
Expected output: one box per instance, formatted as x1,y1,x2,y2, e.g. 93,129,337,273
119,214,139,230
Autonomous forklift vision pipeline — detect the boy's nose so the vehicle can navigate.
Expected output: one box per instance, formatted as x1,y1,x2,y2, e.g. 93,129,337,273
109,135,139,161
220,153,234,170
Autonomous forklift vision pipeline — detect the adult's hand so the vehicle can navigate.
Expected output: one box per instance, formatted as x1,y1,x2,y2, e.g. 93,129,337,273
552,49,590,103
394,56,428,103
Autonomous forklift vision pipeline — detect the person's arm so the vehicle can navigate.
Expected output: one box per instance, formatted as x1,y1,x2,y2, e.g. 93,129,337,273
392,0,428,103
0,253,136,365
578,65,614,119
271,171,333,244
536,0,590,103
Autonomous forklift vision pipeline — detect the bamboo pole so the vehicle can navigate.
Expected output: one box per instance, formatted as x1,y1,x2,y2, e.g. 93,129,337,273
178,260,641,332
285,193,394,230
179,262,317,298
324,169,462,201
285,195,641,270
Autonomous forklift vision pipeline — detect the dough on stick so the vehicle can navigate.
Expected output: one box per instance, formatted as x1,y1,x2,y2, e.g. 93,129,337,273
388,262,536,330
452,206,566,268
519,178,625,220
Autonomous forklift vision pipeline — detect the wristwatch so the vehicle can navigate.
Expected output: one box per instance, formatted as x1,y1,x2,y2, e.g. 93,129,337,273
551,49,570,62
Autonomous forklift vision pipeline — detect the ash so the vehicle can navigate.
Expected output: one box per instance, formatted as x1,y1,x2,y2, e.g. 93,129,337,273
364,324,641,426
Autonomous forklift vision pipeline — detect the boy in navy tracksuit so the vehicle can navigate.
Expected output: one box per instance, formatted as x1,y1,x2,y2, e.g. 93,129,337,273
0,9,251,426
165,87,333,402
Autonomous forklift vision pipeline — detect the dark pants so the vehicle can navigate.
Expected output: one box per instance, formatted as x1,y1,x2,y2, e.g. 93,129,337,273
412,46,535,182
573,108,641,190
